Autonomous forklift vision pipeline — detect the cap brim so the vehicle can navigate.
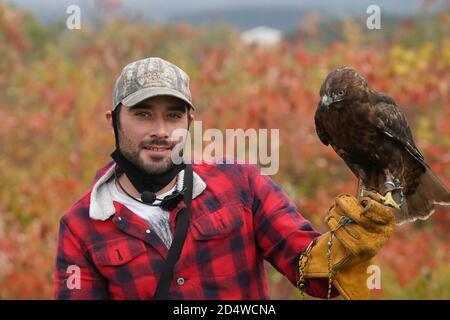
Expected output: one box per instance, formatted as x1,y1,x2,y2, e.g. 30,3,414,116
121,87,195,110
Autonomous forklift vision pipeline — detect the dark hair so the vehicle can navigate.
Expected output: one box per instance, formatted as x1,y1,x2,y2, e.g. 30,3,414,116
111,104,122,149
112,104,122,129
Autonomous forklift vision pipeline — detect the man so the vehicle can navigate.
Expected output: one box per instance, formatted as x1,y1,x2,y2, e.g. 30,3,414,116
54,57,395,299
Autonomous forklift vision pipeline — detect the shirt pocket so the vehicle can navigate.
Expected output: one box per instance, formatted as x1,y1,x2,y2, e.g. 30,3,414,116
192,204,245,241
187,204,248,278
90,238,147,267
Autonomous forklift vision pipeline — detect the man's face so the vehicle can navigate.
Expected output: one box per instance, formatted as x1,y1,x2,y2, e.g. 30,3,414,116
109,95,192,175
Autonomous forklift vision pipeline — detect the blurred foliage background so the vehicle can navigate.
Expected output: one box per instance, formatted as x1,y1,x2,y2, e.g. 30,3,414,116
0,0,449,299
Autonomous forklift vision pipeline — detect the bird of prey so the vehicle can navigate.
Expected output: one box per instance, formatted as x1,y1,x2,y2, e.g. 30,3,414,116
314,67,450,224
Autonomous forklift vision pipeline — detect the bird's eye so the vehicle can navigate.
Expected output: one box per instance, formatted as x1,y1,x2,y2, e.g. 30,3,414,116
338,90,345,96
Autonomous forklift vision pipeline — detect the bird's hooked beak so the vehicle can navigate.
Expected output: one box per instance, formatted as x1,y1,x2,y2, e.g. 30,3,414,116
321,94,333,107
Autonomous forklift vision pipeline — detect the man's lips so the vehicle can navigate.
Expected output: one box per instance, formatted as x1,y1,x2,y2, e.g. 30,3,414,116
142,145,172,152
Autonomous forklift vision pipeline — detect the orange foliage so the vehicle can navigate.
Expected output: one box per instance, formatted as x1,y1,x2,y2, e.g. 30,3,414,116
0,4,449,299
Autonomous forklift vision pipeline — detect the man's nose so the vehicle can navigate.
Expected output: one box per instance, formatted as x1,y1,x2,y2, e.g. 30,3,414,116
150,117,169,138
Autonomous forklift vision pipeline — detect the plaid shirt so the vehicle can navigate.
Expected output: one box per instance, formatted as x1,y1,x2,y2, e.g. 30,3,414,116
54,162,333,299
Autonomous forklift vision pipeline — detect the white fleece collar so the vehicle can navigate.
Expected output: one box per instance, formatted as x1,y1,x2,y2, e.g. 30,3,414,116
89,165,206,221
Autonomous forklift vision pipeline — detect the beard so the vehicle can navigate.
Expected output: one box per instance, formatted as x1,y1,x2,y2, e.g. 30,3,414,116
118,131,176,175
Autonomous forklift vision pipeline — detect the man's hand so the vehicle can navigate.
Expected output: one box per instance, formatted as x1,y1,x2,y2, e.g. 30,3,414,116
298,193,396,299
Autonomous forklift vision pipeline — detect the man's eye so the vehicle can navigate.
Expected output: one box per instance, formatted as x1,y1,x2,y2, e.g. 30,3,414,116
167,112,183,119
135,112,150,118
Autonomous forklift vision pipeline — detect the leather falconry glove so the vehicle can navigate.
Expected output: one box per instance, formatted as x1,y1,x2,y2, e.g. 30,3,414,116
297,193,395,300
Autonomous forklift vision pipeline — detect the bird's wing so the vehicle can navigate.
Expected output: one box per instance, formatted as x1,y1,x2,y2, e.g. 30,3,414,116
370,94,427,167
332,145,368,179
314,106,331,146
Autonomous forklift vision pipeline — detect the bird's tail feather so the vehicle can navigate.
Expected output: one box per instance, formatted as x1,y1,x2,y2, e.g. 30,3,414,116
398,168,450,225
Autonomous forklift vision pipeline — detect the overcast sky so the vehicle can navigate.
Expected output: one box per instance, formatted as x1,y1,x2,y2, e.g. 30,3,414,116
5,0,441,23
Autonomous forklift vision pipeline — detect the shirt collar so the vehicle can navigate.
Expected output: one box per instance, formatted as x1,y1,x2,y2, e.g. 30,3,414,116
89,164,206,221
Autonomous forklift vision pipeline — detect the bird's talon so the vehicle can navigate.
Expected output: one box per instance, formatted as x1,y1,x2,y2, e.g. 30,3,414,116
379,191,401,210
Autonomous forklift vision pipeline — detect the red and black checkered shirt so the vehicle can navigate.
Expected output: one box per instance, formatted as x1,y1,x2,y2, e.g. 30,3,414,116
54,162,333,299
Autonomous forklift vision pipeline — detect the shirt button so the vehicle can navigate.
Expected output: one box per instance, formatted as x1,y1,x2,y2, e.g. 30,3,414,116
145,229,151,234
176,277,185,286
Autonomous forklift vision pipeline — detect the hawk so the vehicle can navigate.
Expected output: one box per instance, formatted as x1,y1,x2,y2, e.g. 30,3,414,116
314,67,450,224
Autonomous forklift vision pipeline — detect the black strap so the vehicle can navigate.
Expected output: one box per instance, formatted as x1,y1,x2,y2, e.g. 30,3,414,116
153,164,193,300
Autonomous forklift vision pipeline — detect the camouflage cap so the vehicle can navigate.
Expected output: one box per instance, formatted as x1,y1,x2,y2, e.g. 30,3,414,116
112,57,195,111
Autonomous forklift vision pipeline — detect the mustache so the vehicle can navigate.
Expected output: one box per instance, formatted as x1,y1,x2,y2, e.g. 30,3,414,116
139,138,181,149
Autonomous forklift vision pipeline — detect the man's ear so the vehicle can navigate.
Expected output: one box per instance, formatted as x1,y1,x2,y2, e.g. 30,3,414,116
106,110,113,128
188,112,194,128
